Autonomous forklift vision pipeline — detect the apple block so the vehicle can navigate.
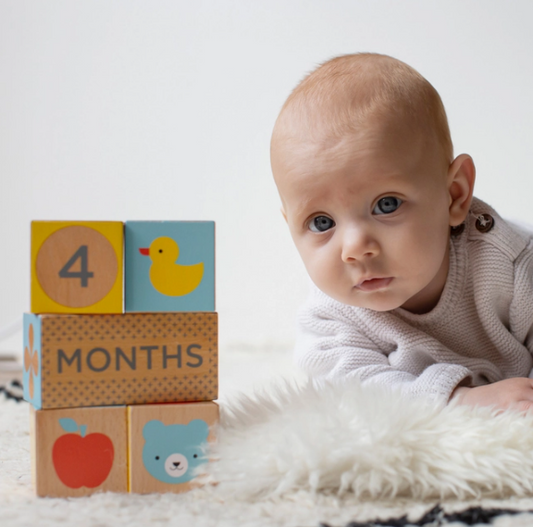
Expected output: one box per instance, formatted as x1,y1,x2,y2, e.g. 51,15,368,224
23,312,218,409
125,221,215,313
128,401,219,494
31,221,123,314
30,405,127,497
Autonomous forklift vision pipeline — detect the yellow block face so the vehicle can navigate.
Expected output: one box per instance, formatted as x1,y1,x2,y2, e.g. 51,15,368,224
31,221,123,314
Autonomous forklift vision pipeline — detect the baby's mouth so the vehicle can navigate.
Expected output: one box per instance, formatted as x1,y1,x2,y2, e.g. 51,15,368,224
355,277,393,291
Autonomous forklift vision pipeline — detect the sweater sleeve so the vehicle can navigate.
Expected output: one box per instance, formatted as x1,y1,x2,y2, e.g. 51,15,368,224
295,288,472,403
510,239,533,355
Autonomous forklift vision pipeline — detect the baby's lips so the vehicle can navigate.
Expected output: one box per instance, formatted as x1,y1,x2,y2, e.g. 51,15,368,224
356,277,393,291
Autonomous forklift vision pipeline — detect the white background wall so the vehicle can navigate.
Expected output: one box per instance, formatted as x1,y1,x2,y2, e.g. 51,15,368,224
2,0,533,356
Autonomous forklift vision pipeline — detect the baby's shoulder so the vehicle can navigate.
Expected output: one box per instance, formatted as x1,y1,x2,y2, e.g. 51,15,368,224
462,197,532,263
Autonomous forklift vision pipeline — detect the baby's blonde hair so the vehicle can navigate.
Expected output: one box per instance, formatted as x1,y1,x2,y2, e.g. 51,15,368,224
273,53,453,165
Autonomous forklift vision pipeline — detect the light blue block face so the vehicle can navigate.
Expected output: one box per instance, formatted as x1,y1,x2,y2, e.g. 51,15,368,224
125,221,215,312
23,313,42,409
142,419,209,484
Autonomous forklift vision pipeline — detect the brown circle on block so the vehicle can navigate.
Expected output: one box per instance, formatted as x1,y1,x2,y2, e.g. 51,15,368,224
36,226,118,308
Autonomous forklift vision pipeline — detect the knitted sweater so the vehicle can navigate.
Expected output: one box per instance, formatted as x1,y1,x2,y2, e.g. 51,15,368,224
295,198,533,403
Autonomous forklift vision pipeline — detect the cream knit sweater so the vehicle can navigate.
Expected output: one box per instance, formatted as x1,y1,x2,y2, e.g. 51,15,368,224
295,198,533,402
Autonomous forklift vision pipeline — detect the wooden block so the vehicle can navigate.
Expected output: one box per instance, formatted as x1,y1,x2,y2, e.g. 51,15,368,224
23,312,218,409
23,314,41,406
128,401,218,494
30,405,127,497
31,221,123,314
125,221,215,312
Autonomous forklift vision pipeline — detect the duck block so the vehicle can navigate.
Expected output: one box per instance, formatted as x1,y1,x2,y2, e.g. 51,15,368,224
125,221,215,313
23,312,218,409
30,405,127,497
128,401,218,494
31,221,123,314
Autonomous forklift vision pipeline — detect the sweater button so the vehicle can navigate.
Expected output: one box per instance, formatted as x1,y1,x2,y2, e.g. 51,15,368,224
475,213,494,233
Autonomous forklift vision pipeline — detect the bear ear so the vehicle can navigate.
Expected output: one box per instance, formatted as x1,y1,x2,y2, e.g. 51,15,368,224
143,419,166,440
188,419,209,441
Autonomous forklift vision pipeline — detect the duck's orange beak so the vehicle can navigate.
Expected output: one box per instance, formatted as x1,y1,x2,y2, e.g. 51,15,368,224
139,248,150,256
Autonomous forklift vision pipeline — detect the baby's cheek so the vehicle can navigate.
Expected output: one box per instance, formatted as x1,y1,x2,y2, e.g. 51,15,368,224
308,256,337,289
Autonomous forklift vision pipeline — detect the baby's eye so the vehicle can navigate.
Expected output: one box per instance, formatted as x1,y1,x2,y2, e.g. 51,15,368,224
309,216,335,232
373,197,402,215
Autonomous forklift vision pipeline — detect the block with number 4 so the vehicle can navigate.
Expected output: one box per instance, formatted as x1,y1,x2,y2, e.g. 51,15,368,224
31,221,123,314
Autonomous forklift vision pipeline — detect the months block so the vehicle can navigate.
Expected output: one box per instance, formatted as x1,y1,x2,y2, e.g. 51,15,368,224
23,312,218,409
125,221,215,313
30,405,127,497
128,401,218,494
31,221,123,314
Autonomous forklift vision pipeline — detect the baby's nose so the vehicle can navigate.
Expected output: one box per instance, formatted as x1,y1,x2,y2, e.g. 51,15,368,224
341,228,379,262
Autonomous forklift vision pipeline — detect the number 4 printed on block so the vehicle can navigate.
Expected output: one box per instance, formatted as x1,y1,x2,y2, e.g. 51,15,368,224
58,245,94,287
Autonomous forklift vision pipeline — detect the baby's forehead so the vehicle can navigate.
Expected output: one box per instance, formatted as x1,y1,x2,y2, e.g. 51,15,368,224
273,118,446,210
273,108,426,171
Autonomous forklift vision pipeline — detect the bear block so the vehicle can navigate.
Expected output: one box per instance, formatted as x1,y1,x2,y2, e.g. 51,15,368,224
30,405,127,497
23,312,218,409
125,221,215,313
31,221,123,314
128,401,219,494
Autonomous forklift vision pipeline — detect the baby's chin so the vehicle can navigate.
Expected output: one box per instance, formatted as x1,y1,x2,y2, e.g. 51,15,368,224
325,289,406,312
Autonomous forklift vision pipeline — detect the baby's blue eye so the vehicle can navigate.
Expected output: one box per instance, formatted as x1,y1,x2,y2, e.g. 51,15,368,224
309,216,335,232
373,197,402,215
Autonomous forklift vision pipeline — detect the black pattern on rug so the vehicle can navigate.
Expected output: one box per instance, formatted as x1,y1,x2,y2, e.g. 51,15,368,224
320,504,532,526
0,379,24,402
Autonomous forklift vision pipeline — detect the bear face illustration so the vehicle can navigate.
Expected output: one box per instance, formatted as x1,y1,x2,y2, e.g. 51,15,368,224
142,419,209,484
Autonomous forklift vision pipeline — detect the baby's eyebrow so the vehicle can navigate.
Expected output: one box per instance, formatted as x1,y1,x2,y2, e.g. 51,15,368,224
291,198,317,222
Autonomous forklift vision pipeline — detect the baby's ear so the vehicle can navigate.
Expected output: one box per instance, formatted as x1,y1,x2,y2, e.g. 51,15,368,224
447,154,476,226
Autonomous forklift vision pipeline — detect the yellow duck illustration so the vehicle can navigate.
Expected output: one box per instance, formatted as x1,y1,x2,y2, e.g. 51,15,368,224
139,236,204,296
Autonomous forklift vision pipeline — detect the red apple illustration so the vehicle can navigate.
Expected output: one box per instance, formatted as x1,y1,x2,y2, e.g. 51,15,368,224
52,418,114,489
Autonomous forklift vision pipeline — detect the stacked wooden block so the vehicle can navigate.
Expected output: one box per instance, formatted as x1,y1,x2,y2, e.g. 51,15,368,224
23,221,218,497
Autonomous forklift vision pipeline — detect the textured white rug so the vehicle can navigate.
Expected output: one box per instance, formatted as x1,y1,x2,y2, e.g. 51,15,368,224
206,380,533,501
4,350,533,526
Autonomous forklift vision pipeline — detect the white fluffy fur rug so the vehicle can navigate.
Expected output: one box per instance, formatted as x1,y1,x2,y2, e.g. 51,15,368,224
5,371,533,526
205,380,533,501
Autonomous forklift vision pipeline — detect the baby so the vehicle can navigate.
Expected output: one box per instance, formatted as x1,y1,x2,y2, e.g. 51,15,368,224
270,53,533,411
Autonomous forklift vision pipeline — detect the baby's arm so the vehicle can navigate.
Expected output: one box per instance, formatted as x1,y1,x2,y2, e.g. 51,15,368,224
296,288,471,403
451,378,533,412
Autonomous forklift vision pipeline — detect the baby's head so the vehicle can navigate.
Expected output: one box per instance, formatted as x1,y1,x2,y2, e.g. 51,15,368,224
271,53,475,314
